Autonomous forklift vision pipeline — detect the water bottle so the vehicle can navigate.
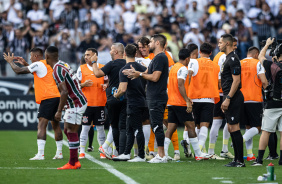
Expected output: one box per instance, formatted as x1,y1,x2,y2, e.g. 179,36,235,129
112,87,124,101
267,163,275,181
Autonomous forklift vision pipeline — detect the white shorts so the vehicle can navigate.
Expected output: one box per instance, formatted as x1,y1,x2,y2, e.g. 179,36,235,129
63,104,87,125
261,108,282,132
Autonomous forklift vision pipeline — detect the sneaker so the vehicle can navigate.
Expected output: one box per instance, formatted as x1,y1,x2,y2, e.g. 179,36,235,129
112,155,117,159
98,146,112,160
195,153,212,161
166,155,174,161
79,153,85,159
147,154,167,163
87,146,94,152
100,153,106,159
224,160,237,167
29,154,44,160
128,156,146,162
57,163,76,170
247,156,256,161
174,153,180,161
220,151,235,159
265,155,279,160
235,161,246,167
112,154,130,161
145,153,154,160
53,153,63,160
181,140,189,157
75,161,81,169
251,160,263,166
210,154,225,160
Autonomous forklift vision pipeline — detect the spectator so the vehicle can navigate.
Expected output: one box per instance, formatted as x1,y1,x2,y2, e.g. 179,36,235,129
236,9,253,38
215,11,229,30
9,29,29,61
248,0,262,34
77,32,100,58
237,21,251,58
55,30,76,63
59,2,79,40
208,0,226,14
4,0,22,25
79,11,98,41
256,2,275,42
27,2,44,31
21,18,36,49
209,5,222,26
49,0,66,22
104,2,122,32
227,0,245,17
120,33,134,46
3,22,14,42
89,24,100,42
32,30,49,51
167,33,183,62
0,11,9,26
199,12,213,32
169,5,178,23
183,22,204,48
185,1,203,25
135,0,147,14
147,0,163,26
133,16,149,37
275,3,282,39
90,1,104,29
122,5,137,33
0,27,8,76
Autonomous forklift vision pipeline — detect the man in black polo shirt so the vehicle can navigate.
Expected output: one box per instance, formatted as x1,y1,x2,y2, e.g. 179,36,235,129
123,34,169,163
218,34,245,167
113,44,147,162
252,38,282,166
92,43,127,157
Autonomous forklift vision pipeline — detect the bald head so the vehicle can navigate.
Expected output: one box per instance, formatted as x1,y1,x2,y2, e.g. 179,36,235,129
113,43,124,55
110,43,124,60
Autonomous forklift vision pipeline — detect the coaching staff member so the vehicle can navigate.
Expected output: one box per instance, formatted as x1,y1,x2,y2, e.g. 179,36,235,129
123,34,169,163
218,34,245,167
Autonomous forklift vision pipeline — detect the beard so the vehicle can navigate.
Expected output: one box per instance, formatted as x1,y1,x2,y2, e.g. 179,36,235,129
149,47,155,53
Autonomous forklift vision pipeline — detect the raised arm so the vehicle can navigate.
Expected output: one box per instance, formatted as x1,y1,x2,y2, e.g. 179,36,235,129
258,37,275,65
3,52,30,74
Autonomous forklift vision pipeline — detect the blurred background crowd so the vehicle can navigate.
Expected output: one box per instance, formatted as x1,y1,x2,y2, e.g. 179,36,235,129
0,0,282,77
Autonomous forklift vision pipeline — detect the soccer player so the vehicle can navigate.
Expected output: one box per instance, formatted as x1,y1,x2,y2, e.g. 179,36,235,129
113,44,147,162
164,48,212,161
92,43,127,157
219,34,245,167
123,34,169,163
209,38,238,159
188,43,220,158
76,48,107,159
45,46,87,170
3,48,63,160
240,47,268,161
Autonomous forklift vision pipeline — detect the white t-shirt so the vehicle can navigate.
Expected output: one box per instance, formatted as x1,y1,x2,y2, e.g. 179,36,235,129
122,11,137,33
28,61,47,78
27,10,45,31
4,2,21,24
135,57,151,67
76,63,108,81
177,66,188,80
49,0,65,20
188,58,220,103
183,32,204,47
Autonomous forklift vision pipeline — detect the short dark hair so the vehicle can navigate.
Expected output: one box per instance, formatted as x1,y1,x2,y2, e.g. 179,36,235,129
30,47,43,56
221,34,233,44
80,55,86,64
186,43,198,53
86,48,98,56
178,48,191,60
248,46,259,54
137,36,150,46
132,43,139,49
46,46,59,59
233,37,237,42
125,44,137,58
200,43,213,55
151,34,167,48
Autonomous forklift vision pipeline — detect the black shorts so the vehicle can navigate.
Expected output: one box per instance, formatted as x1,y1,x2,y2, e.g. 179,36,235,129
81,106,105,125
241,103,263,127
213,96,225,118
224,91,244,125
192,102,214,125
141,107,150,122
147,100,166,128
38,97,60,121
168,106,194,125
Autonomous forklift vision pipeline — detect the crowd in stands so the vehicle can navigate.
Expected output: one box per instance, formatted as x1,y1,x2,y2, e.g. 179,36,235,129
0,0,282,76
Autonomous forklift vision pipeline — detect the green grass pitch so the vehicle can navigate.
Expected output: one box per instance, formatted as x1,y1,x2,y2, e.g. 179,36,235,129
0,129,281,184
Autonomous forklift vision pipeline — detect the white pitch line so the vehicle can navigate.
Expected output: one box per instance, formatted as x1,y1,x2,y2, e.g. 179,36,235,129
0,167,106,170
47,131,139,184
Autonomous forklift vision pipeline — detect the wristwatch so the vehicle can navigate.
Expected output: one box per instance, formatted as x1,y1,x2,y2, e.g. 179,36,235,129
226,95,232,99
92,60,97,64
139,73,143,77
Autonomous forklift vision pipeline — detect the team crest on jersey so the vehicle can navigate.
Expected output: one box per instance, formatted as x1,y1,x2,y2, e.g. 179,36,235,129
64,63,70,68
82,116,88,123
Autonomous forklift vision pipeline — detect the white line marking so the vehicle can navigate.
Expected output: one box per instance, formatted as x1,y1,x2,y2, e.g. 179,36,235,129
47,131,139,184
221,181,233,184
0,167,106,170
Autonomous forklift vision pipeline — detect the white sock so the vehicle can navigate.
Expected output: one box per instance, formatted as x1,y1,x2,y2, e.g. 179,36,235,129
37,139,46,155
243,127,259,142
195,127,200,138
112,142,118,156
198,126,208,151
80,125,91,154
133,138,138,156
222,123,230,152
246,137,254,157
96,125,106,146
55,140,63,155
164,137,171,156
108,143,113,155
190,137,201,156
143,125,151,147
183,130,188,140
208,119,222,154
102,126,113,150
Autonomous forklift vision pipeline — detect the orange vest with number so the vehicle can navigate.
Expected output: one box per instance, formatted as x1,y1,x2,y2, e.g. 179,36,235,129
33,60,60,104
188,57,220,103
149,51,175,67
240,58,263,102
213,52,224,93
167,63,189,106
80,64,107,106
